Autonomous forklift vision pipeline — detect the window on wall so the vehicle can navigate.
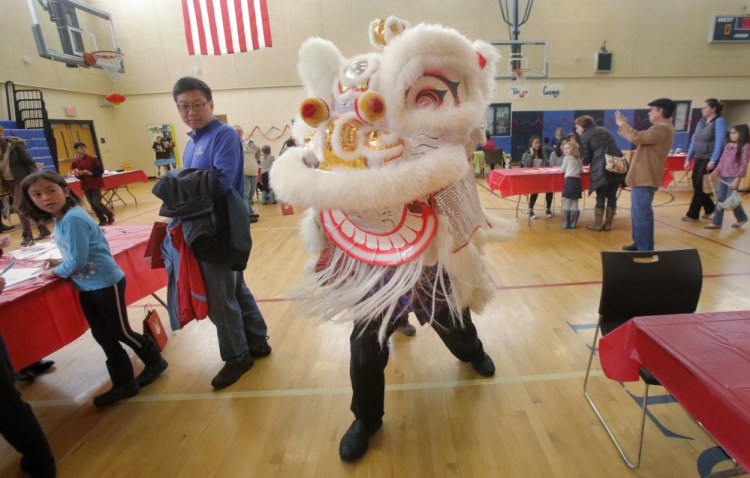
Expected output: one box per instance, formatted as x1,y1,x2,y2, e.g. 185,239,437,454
673,100,691,132
486,103,512,137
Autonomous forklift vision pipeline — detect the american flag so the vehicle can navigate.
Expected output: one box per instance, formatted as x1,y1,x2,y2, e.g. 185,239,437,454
182,0,272,55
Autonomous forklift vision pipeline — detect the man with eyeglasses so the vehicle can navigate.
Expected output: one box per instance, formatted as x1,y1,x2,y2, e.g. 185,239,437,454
171,76,270,389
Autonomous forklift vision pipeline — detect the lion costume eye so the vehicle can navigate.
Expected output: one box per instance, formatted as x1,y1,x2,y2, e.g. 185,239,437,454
415,89,447,109
405,73,461,110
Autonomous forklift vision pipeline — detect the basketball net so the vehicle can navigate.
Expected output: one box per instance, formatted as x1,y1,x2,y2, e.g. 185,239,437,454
512,68,529,83
92,50,124,83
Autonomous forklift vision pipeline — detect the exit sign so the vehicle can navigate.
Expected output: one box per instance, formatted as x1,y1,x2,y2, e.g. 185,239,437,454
710,15,750,42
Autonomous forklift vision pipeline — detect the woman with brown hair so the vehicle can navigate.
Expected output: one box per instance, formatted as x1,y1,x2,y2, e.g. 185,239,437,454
575,115,625,231
682,98,727,222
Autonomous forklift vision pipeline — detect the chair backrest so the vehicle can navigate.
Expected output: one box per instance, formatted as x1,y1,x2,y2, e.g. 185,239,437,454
598,249,702,335
485,149,504,165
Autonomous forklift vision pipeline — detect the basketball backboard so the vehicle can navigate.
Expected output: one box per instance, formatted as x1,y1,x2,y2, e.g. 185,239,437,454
26,0,124,72
491,40,547,80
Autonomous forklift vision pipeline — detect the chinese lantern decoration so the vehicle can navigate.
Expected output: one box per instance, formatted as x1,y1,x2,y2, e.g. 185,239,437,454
106,92,126,106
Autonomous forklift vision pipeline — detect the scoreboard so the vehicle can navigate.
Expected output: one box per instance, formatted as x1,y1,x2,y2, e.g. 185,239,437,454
710,15,750,42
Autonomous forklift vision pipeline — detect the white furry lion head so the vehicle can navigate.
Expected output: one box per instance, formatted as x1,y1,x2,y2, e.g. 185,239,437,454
274,18,500,210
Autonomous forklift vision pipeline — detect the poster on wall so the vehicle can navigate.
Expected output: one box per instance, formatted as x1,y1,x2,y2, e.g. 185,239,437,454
146,124,179,177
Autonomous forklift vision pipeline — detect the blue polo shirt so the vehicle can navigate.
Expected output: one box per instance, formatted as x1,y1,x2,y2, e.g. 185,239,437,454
183,118,244,196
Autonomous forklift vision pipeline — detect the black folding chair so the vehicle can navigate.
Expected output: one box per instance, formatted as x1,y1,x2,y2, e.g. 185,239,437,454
583,249,702,469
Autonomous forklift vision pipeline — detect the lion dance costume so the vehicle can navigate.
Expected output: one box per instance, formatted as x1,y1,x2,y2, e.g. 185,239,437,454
271,17,517,460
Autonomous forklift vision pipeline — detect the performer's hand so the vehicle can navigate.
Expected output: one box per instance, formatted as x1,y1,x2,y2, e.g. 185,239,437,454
0,234,11,249
707,162,716,171
684,160,691,171
0,276,5,294
732,178,741,190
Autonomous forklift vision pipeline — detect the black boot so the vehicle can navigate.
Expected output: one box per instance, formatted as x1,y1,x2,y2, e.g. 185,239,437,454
93,356,139,407
33,224,51,241
0,220,13,232
339,419,382,461
133,336,168,387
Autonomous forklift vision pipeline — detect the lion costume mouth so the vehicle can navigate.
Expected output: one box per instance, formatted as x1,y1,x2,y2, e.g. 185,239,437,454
320,202,437,266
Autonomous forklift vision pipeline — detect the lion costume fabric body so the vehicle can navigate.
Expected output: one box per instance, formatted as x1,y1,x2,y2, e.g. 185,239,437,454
271,17,517,342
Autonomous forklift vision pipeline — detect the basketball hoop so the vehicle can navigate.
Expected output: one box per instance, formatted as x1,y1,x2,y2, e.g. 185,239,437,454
91,50,124,80
512,68,529,82
90,50,126,106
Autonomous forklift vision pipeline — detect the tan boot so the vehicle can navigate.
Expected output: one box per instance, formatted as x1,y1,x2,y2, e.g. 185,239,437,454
586,207,604,231
603,207,616,231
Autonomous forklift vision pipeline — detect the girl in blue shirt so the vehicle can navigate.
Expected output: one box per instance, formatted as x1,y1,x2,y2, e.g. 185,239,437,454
19,171,167,407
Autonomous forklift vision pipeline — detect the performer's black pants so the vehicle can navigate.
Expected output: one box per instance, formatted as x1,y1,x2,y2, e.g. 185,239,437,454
349,307,486,427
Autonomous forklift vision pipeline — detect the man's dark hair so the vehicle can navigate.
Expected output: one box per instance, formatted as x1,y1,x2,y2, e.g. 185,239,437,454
172,76,212,101
647,98,676,119
73,142,86,149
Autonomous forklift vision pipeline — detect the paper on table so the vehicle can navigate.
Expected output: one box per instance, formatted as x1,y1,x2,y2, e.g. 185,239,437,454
1,267,43,289
6,242,62,261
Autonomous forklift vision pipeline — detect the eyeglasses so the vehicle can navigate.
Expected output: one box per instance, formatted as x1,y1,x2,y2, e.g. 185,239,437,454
177,101,208,113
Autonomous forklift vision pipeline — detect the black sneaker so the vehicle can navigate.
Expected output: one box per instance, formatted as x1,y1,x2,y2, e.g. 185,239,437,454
249,339,272,358
15,369,36,383
622,243,637,251
211,353,254,389
0,223,14,233
397,323,417,336
93,381,140,407
26,360,55,375
136,358,168,387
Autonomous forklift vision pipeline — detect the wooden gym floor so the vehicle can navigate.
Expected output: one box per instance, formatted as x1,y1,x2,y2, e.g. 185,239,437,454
1,176,748,478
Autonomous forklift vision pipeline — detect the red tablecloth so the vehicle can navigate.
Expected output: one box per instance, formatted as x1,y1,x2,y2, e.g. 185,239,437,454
664,154,690,172
487,167,673,197
66,169,148,196
487,167,591,197
599,311,750,471
0,224,167,370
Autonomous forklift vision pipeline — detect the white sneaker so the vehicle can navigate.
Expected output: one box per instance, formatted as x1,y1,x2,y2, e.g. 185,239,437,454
545,209,553,218
528,210,537,219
